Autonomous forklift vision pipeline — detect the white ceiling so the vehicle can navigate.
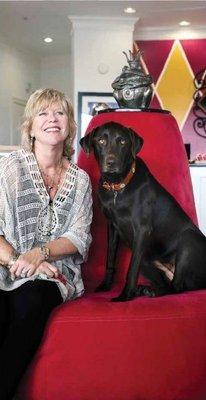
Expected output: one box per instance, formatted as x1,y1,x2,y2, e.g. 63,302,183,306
0,1,205,56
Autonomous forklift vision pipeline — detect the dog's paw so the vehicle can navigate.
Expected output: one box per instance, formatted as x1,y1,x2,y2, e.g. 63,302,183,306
111,286,156,301
111,288,138,302
136,285,151,296
95,281,112,292
146,286,173,297
141,286,156,297
135,285,156,297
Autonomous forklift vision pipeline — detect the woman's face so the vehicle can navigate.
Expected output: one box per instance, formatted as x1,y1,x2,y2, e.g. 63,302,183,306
31,102,69,148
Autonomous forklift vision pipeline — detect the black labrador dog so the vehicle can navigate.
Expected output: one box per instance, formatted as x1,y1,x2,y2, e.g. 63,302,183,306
80,122,206,301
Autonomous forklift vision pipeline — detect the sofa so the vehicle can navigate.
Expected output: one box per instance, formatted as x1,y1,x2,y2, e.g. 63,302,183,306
18,110,206,400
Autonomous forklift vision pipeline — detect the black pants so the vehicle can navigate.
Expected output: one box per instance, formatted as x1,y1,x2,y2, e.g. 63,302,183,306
0,280,62,400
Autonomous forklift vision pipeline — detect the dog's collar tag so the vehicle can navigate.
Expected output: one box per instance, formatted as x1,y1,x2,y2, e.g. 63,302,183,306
113,191,118,205
102,161,136,193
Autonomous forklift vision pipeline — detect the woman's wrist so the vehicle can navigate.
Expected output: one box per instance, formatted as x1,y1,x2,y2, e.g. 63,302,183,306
39,245,50,262
7,250,20,269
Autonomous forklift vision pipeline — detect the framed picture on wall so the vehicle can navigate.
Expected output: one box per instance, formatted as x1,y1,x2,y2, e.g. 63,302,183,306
77,92,117,142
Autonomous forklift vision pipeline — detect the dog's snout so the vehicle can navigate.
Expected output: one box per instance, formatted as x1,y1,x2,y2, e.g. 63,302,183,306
102,154,118,173
106,155,116,166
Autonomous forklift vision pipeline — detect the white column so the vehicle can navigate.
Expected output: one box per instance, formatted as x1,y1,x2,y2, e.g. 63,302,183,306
68,16,137,156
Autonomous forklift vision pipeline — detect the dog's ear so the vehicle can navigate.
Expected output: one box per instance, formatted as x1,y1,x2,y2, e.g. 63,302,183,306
79,128,96,155
128,128,144,157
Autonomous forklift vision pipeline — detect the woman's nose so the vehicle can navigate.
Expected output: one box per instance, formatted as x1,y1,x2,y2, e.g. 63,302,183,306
49,112,58,122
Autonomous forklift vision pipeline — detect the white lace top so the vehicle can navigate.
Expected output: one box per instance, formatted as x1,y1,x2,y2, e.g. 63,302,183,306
0,149,93,301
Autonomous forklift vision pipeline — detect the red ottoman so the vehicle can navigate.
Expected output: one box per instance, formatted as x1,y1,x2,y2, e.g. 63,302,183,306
18,111,206,400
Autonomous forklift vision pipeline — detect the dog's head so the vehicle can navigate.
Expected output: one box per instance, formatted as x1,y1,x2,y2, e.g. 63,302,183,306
80,122,143,175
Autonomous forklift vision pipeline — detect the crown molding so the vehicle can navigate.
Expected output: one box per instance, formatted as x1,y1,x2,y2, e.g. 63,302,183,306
134,25,206,40
68,15,138,33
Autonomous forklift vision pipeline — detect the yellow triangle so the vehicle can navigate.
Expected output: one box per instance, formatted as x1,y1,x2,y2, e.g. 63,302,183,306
156,41,194,127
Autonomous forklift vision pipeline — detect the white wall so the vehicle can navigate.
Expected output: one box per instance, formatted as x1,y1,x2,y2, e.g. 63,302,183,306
0,40,41,145
133,23,206,41
69,16,136,156
0,39,74,147
70,17,136,111
40,53,72,98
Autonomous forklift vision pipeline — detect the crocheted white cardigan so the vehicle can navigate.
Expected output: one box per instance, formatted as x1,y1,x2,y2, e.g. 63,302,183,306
0,149,93,301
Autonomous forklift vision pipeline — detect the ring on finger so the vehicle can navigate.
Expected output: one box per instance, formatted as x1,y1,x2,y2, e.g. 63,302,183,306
21,267,28,278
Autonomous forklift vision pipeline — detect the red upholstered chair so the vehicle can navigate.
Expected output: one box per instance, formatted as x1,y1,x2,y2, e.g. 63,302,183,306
19,111,206,400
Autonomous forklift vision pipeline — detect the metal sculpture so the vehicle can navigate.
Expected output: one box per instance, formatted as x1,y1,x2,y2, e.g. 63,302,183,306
193,69,206,138
111,50,153,109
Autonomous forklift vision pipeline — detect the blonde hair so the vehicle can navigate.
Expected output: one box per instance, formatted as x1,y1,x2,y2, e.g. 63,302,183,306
21,88,76,159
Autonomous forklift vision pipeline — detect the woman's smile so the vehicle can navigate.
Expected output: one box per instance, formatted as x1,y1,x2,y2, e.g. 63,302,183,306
31,103,69,146
44,126,61,133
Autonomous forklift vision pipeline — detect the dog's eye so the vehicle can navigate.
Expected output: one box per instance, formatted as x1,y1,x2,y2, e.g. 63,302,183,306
98,138,106,145
120,139,126,145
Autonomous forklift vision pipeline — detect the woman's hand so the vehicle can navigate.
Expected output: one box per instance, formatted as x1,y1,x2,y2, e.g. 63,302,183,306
36,261,59,278
9,248,59,280
9,248,44,280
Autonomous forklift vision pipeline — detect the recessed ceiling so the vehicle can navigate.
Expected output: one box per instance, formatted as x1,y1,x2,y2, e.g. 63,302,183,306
0,1,205,56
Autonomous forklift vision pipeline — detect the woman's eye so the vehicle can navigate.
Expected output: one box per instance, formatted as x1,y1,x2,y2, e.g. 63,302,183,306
57,111,64,115
39,112,47,116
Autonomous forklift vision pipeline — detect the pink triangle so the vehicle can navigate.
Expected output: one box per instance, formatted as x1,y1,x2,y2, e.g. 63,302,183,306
180,39,206,75
135,40,174,83
151,94,162,109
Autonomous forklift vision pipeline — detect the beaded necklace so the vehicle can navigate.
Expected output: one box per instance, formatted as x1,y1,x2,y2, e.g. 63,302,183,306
40,161,64,195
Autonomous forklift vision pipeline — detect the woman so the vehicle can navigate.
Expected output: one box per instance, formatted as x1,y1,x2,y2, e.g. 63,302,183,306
0,88,92,400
